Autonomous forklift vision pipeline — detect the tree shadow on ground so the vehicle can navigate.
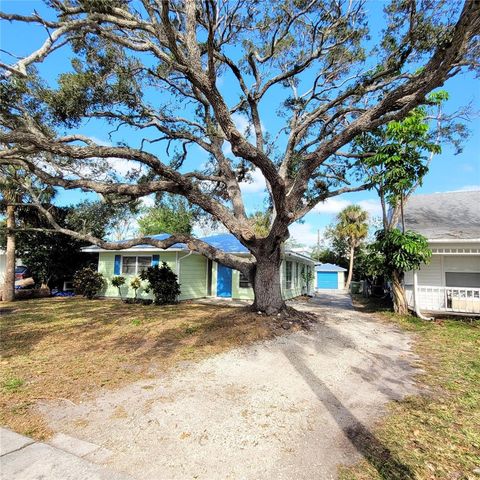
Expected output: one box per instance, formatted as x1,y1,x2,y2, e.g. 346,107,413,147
283,349,415,480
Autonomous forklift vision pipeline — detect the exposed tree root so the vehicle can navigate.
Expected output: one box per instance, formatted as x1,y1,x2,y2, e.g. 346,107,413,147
249,305,317,331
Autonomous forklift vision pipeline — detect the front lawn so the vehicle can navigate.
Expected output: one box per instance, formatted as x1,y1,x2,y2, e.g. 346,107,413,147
0,297,281,439
340,296,480,480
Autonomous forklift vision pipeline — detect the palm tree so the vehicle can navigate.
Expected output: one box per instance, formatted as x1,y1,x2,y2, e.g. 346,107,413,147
331,205,369,290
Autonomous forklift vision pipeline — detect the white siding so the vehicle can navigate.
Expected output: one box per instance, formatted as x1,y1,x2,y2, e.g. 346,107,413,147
406,255,480,288
405,256,443,286
444,256,480,273
337,271,345,289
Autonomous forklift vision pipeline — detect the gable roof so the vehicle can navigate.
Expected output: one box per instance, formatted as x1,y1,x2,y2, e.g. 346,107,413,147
404,190,480,240
315,263,347,272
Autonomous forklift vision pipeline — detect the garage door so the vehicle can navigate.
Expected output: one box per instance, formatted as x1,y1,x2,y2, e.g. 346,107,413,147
316,271,338,289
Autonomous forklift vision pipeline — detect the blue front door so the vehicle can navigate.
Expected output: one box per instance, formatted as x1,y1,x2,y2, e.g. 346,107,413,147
316,271,338,289
217,264,232,297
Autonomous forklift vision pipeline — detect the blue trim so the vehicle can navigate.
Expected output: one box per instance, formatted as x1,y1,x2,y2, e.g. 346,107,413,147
216,264,232,297
114,255,121,275
152,254,160,266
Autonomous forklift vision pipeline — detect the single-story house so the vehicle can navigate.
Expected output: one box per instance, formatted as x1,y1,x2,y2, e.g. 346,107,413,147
404,190,480,315
315,263,346,290
82,233,315,301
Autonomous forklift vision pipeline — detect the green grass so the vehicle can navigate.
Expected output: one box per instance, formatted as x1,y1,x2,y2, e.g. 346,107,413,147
341,296,480,480
2,377,24,393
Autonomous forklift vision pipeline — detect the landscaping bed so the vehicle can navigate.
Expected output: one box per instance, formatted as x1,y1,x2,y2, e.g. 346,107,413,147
0,297,300,439
340,296,480,480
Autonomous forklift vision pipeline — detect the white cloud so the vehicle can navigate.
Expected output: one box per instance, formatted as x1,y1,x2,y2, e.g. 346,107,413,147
89,136,111,147
140,194,155,207
239,168,267,194
357,199,383,217
108,157,144,178
232,113,251,134
314,197,351,214
288,223,324,247
314,196,381,217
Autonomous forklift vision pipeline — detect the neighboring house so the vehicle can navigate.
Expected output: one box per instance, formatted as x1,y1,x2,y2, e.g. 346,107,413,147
404,190,480,315
0,250,23,284
82,233,315,302
315,263,346,290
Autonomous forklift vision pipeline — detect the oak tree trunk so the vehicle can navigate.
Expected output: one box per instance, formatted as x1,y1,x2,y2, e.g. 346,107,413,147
391,269,408,315
345,245,355,291
2,205,16,302
251,244,286,315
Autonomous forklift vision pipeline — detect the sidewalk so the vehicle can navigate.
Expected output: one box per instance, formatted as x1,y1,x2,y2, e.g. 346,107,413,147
0,428,133,480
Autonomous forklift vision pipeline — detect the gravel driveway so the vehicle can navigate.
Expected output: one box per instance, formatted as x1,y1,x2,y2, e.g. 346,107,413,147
41,293,419,479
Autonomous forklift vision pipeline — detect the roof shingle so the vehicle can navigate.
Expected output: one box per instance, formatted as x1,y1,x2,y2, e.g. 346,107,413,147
404,190,480,239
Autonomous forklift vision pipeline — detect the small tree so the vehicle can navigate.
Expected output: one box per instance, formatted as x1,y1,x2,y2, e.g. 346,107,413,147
301,267,315,295
130,277,141,300
327,206,369,291
138,195,195,236
140,262,181,305
73,266,105,299
111,276,126,300
355,93,464,313
372,229,432,314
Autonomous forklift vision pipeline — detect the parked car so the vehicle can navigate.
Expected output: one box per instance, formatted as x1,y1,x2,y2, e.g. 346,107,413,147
15,266,32,281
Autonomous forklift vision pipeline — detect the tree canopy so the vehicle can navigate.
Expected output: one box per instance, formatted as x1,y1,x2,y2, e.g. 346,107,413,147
138,194,195,236
0,0,478,312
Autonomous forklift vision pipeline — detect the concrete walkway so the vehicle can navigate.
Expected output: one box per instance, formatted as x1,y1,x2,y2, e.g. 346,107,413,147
1,428,133,480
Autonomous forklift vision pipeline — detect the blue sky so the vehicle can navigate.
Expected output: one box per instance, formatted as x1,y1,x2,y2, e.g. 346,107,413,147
1,0,479,246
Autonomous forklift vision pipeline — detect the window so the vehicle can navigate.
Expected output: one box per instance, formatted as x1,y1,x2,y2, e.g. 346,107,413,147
295,263,299,287
446,272,480,288
286,261,292,289
122,256,152,275
239,271,251,288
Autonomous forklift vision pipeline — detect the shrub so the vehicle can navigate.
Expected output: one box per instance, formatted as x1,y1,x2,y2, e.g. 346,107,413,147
140,262,181,305
130,276,141,299
111,276,126,299
73,266,105,299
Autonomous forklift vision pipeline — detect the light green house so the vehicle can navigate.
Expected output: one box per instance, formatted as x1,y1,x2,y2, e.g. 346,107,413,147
82,234,314,302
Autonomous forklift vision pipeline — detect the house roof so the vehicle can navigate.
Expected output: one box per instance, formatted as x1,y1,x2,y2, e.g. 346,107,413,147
82,233,313,263
199,233,248,253
404,190,480,240
315,263,347,272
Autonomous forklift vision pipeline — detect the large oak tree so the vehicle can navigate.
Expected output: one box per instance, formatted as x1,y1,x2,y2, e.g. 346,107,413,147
0,0,478,313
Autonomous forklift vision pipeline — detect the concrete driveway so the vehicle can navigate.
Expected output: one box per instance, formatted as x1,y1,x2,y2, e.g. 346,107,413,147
10,293,420,479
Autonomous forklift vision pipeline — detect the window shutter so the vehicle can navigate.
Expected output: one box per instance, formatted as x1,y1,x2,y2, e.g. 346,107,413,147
152,255,160,266
114,255,121,275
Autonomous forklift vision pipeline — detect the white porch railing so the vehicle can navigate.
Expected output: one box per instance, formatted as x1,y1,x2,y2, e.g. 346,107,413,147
405,285,480,314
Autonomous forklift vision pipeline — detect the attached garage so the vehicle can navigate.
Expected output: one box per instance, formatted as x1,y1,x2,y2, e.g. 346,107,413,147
315,263,346,291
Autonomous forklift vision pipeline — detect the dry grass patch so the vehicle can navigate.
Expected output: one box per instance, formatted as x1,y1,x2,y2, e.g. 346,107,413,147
0,297,292,439
340,296,480,480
